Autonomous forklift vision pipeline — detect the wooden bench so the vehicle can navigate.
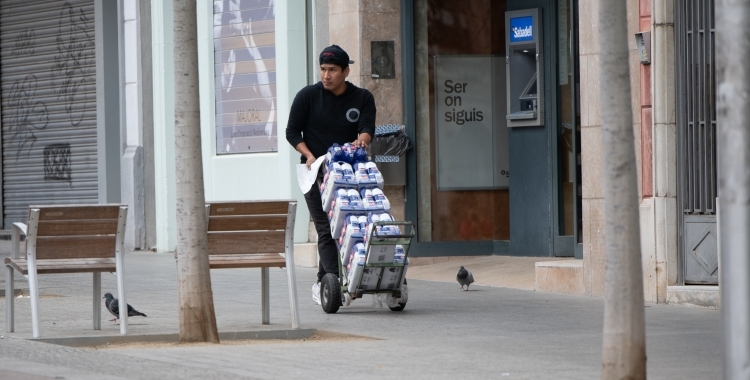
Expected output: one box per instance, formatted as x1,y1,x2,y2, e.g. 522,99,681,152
205,200,300,329
5,204,129,338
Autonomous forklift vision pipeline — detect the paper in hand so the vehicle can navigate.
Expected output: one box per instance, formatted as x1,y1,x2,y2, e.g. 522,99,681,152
296,156,326,194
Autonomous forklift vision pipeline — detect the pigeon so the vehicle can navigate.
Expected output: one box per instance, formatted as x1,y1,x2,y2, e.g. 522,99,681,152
103,293,147,322
456,266,475,291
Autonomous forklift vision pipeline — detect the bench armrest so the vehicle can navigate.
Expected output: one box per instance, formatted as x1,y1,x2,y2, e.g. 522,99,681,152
11,222,27,259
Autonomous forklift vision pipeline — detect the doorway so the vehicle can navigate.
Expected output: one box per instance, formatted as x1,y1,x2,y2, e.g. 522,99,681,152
406,0,580,258
675,0,718,285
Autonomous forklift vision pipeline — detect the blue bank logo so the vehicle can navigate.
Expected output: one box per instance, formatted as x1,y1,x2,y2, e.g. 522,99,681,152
509,16,534,43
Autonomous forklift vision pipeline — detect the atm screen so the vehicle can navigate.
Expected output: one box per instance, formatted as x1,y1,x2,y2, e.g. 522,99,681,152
509,16,534,43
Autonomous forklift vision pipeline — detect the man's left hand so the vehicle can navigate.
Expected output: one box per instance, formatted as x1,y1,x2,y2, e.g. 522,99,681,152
351,139,368,148
352,133,372,149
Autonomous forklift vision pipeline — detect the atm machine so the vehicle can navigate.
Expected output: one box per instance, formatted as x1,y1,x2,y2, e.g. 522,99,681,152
505,9,544,127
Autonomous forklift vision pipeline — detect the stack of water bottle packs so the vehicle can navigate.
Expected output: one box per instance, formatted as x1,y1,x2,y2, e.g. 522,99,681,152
319,143,409,292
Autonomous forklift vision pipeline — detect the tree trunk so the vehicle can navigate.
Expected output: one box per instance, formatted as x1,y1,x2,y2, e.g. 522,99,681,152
598,1,646,378
717,1,750,378
173,0,219,343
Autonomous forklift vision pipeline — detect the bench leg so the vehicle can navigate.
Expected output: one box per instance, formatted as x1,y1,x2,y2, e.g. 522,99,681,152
116,272,128,335
93,272,101,330
5,265,13,333
261,267,270,325
286,263,300,330
27,260,40,338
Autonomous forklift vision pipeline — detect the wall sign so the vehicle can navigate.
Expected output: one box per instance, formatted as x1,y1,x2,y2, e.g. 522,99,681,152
434,55,509,190
214,0,277,154
509,16,534,43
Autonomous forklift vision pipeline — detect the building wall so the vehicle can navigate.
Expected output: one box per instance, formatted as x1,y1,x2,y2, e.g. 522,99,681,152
637,0,677,303
329,0,406,220
651,0,678,294
579,0,646,298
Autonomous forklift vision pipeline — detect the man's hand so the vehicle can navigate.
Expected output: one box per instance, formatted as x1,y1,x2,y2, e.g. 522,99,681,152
294,142,317,170
352,133,373,149
306,154,317,170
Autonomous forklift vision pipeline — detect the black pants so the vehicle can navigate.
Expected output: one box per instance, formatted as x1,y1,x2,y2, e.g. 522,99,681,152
304,179,339,282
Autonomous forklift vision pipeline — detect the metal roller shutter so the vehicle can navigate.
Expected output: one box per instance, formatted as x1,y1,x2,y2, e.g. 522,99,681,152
0,0,98,227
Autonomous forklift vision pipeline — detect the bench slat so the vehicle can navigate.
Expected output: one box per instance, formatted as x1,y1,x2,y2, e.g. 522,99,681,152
35,235,117,260
208,254,286,269
5,257,116,275
37,220,119,237
208,215,287,232
33,205,122,221
207,231,286,254
209,201,291,216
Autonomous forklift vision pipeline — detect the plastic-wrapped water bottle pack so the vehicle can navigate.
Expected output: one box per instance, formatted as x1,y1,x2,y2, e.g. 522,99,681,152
318,143,408,290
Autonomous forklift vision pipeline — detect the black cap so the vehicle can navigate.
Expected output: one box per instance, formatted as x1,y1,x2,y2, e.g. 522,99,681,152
319,45,354,69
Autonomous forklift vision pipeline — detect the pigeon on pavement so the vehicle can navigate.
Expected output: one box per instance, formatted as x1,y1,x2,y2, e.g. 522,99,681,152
103,293,147,322
456,266,475,291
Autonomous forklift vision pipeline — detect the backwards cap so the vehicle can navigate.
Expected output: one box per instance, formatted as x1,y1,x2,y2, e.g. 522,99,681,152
319,45,354,68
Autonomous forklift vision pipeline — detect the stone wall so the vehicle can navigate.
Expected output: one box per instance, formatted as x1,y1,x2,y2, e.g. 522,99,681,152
329,0,406,218
579,0,645,297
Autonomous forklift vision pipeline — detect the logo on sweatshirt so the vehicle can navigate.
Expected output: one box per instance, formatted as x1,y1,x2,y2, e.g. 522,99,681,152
346,108,360,123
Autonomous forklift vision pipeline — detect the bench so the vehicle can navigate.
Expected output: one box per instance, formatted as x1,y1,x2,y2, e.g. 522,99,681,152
205,200,300,329
5,204,129,338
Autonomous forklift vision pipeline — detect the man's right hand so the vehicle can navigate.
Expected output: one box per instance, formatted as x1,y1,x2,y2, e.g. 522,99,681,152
306,154,317,170
294,142,317,170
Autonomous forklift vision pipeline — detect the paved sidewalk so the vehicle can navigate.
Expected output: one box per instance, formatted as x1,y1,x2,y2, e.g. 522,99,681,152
0,243,722,379
407,255,571,290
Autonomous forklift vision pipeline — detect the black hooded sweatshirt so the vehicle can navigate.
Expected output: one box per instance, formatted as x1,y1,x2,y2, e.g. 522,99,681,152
285,81,376,163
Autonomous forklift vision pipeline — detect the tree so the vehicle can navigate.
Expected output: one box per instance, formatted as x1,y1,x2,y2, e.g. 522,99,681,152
716,1,750,378
173,0,219,343
598,1,646,378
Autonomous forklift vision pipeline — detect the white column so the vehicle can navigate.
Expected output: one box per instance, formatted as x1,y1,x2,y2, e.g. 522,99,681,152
151,0,177,252
121,0,146,251
277,0,311,243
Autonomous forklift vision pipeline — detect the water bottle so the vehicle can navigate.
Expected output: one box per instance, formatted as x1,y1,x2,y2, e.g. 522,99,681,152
371,188,391,210
368,212,381,235
340,162,355,182
329,143,347,163
354,162,369,183
357,215,368,231
365,162,383,182
360,188,377,209
379,213,400,235
353,146,368,165
330,161,344,180
335,188,349,207
347,189,363,208
354,242,366,263
346,214,361,233
341,143,355,163
393,245,405,264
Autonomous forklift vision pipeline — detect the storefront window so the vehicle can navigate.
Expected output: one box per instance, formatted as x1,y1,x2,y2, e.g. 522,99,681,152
213,0,277,154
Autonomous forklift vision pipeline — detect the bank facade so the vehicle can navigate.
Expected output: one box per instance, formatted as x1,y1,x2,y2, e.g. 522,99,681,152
311,0,718,305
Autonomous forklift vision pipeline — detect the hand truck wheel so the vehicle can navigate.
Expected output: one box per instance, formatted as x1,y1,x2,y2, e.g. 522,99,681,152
321,273,341,314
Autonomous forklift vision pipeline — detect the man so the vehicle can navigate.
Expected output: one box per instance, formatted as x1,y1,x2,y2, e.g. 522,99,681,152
286,45,376,305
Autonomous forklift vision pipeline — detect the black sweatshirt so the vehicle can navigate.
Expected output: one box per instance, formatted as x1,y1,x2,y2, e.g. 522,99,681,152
285,81,376,163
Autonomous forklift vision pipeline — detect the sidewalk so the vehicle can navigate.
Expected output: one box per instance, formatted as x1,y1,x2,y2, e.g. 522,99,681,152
407,255,571,290
0,242,722,379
